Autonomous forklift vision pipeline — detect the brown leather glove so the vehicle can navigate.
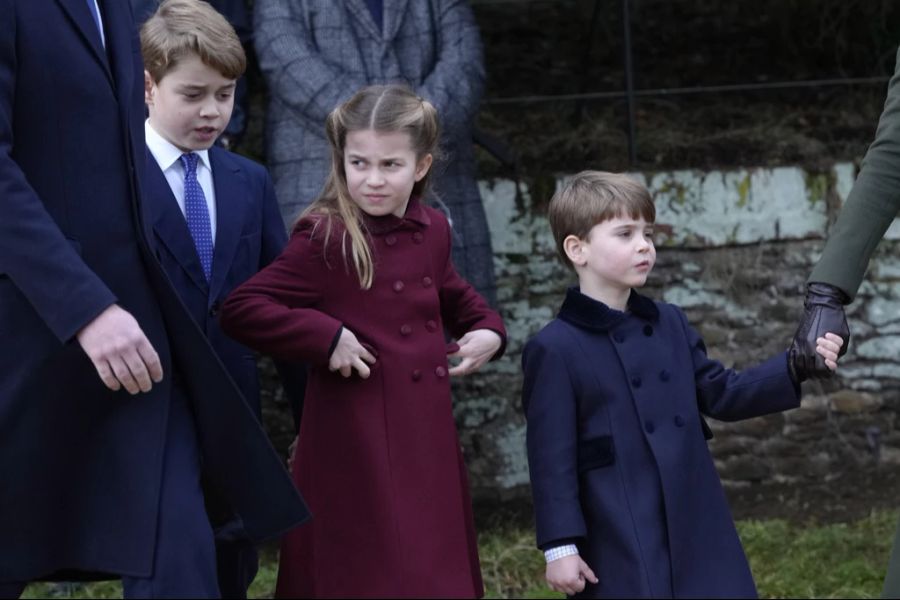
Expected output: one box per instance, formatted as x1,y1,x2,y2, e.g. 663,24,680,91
788,282,850,382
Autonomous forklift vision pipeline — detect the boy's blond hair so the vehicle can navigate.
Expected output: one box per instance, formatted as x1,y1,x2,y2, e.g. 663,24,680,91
548,171,656,269
141,0,246,82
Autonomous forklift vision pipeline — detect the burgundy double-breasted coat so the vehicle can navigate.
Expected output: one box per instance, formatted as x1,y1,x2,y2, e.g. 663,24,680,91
220,198,506,598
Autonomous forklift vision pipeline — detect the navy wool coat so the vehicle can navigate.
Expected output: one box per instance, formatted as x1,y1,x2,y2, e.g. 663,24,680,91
0,0,306,582
522,288,800,599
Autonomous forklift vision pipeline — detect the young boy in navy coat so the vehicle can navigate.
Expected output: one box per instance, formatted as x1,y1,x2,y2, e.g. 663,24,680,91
141,1,304,596
522,171,844,598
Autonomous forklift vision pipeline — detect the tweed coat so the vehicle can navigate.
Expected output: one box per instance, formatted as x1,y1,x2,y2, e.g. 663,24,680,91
522,288,801,599
253,0,497,304
220,198,506,598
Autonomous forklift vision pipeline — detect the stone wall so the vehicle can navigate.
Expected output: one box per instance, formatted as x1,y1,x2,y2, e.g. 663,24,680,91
261,161,900,501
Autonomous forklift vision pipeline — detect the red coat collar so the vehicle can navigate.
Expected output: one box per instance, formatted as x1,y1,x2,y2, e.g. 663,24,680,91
362,196,431,235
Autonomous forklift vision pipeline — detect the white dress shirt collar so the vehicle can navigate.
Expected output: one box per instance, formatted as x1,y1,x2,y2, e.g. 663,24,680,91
145,120,212,173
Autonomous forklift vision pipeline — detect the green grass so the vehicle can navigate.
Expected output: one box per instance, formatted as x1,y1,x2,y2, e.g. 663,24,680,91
21,511,897,599
738,511,896,599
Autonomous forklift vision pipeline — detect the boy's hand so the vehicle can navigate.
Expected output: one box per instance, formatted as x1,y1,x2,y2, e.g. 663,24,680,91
329,327,376,378
545,554,598,595
815,332,845,372
76,304,163,394
448,329,502,376
789,282,850,379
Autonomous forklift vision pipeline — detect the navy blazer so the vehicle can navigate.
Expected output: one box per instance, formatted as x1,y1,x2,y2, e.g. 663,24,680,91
147,146,288,416
522,288,800,598
0,0,306,582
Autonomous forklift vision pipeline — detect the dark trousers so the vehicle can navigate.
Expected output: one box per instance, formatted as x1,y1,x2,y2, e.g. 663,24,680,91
216,539,258,598
0,386,219,599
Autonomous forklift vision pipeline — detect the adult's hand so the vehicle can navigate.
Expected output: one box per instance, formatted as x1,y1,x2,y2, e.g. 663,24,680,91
545,554,598,596
789,282,850,381
76,304,163,394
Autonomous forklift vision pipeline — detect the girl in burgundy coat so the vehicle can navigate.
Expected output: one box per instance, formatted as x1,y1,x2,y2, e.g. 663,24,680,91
220,85,506,598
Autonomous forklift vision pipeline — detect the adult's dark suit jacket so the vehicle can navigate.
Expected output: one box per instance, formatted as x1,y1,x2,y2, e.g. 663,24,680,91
0,0,307,582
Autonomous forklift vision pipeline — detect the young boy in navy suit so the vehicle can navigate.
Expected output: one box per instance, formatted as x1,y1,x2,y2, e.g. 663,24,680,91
522,171,844,598
141,1,302,596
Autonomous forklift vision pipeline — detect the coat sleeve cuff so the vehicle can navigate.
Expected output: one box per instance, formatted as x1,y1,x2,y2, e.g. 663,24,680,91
327,325,343,359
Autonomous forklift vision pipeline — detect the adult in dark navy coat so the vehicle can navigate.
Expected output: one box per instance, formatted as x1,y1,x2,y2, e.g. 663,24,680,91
0,0,307,592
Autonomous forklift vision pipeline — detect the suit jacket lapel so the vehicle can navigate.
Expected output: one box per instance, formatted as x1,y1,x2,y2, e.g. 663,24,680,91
147,153,210,294
208,148,245,303
55,0,113,85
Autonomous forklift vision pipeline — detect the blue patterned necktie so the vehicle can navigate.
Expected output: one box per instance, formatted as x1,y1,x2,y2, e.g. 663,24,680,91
180,153,214,281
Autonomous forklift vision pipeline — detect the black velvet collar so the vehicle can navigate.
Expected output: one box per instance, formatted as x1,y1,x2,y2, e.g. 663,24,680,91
558,286,659,332
362,196,431,235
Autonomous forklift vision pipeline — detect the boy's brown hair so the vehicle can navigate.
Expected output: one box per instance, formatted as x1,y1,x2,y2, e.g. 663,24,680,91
548,170,656,269
141,0,246,83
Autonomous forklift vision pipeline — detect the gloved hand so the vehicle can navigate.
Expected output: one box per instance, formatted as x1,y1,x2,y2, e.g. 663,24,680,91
788,282,850,382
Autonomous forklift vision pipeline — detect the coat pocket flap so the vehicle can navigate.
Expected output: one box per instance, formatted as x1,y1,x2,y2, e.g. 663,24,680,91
578,435,615,473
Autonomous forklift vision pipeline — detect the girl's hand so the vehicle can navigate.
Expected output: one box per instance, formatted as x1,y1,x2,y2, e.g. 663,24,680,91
545,554,598,595
816,332,845,372
448,329,502,376
329,328,376,378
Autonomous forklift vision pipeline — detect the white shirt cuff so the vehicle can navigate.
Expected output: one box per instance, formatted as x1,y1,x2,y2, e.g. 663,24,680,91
544,544,579,563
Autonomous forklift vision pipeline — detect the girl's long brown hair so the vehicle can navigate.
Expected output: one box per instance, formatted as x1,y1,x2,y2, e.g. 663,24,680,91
300,85,441,289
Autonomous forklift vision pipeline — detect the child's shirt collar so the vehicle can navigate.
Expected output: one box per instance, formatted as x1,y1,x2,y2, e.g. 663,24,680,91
558,286,659,332
145,120,212,174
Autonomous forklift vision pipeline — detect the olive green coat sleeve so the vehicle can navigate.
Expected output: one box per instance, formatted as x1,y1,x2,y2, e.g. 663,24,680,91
809,47,900,301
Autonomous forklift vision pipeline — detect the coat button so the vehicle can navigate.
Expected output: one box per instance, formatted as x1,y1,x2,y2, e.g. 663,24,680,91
613,333,625,343
645,420,655,434
400,324,412,336
208,301,221,317
412,232,424,244
660,370,670,382
422,276,433,287
412,369,422,381
435,366,447,378
426,320,438,332
393,280,405,293
643,325,653,336
631,376,642,388
385,234,397,246
674,415,685,427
